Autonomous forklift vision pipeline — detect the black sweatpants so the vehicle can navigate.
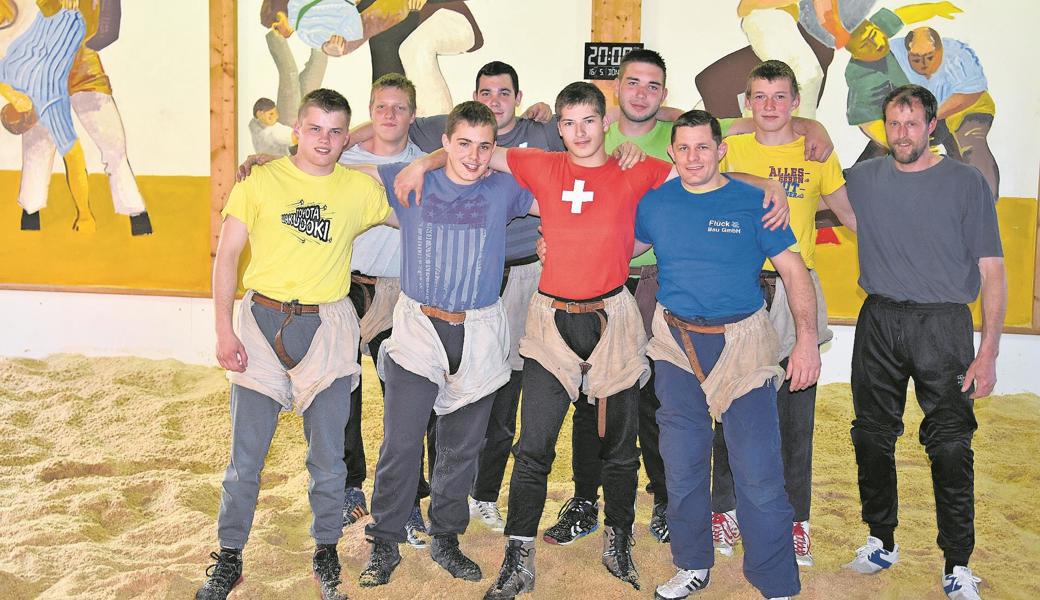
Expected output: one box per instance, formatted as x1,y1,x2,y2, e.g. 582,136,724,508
850,295,978,565
504,302,641,537
345,279,436,503
571,274,668,504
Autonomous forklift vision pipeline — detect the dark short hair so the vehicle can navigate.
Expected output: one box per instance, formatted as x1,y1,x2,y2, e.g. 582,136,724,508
298,88,351,121
371,72,417,113
252,97,276,117
882,84,938,124
670,110,722,146
905,27,943,51
554,82,606,118
619,48,667,84
445,101,498,139
746,59,799,98
475,61,519,94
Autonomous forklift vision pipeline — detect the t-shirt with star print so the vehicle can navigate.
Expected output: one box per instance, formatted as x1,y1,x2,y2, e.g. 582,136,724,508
505,148,672,300
377,162,534,312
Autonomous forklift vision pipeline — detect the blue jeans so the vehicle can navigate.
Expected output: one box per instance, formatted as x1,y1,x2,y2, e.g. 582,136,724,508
654,326,799,599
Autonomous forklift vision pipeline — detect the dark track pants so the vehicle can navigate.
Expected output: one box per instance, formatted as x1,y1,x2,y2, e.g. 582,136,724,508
850,295,978,565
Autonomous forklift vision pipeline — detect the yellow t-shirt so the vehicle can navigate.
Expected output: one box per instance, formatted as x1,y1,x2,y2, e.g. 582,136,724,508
222,157,391,304
720,134,845,270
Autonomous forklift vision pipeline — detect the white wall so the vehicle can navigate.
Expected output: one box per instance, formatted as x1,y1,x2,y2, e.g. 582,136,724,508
0,0,211,176
1,290,1037,396
643,0,1040,197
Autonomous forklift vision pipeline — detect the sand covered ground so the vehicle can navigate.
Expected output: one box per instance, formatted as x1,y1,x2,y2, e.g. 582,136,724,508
1,354,1038,600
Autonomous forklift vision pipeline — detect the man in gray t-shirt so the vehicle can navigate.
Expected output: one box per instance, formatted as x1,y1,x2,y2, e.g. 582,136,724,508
841,85,1004,600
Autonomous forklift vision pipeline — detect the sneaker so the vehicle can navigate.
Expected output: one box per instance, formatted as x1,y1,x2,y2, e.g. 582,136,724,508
470,498,506,531
194,548,243,600
342,487,369,527
711,510,740,557
405,504,429,549
649,502,670,543
542,497,599,545
654,568,709,599
358,539,401,588
312,544,347,600
483,539,536,600
602,526,640,590
843,536,900,574
793,520,813,567
943,566,982,600
431,533,482,581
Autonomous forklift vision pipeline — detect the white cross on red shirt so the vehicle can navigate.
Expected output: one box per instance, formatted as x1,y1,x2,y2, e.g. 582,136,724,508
562,179,594,214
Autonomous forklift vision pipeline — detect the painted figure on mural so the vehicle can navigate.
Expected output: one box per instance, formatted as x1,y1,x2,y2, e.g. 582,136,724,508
257,0,481,142
695,1,961,119
0,0,152,236
844,14,998,198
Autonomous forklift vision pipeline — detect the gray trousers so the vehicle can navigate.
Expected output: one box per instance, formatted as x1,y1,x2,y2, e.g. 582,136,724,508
366,318,496,544
216,303,352,548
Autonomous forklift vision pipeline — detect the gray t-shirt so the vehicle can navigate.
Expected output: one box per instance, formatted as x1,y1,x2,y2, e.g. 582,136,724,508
339,141,426,277
409,115,564,261
845,156,1002,304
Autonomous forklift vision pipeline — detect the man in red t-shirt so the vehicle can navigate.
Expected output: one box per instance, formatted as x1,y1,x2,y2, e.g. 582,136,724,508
394,83,789,599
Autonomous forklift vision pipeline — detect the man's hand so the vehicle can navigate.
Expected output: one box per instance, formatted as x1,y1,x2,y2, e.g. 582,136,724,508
962,349,997,398
237,154,279,181
216,330,249,373
613,141,647,170
761,179,791,230
393,160,428,207
786,338,821,392
521,102,552,123
793,117,835,162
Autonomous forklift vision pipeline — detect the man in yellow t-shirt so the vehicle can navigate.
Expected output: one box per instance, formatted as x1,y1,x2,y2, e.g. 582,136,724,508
712,60,857,569
195,89,394,600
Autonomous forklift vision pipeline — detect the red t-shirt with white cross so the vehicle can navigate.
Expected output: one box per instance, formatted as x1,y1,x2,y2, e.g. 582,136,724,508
506,148,671,299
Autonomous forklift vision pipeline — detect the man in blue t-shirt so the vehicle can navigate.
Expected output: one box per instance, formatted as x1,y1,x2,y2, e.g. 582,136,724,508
348,101,534,589
632,110,820,600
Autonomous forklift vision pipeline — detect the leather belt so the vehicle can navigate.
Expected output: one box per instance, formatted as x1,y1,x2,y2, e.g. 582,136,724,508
351,273,378,315
663,310,724,383
420,304,466,324
251,292,320,369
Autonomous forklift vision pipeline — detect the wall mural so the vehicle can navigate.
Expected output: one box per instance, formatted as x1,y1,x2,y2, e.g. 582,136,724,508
0,0,151,236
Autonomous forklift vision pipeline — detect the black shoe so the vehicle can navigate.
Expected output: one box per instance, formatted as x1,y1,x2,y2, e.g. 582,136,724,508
195,548,243,600
20,209,40,231
483,539,535,600
649,502,670,543
542,496,599,545
431,533,482,581
130,211,153,236
358,538,401,588
312,544,348,600
602,526,640,590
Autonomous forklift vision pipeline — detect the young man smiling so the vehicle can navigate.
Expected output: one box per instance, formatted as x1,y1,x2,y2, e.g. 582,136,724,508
354,101,535,589
635,109,818,600
196,88,395,600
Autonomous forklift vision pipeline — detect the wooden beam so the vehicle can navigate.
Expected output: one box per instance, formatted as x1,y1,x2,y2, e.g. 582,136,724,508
210,0,237,274
590,0,642,106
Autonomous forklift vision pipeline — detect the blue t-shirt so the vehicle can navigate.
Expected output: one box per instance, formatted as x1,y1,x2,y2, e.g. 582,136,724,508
378,163,534,311
635,177,796,320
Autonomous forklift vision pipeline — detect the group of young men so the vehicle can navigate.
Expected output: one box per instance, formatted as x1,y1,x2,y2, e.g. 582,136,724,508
195,46,1006,600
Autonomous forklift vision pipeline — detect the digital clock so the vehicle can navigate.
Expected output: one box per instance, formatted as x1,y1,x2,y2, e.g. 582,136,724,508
583,42,644,80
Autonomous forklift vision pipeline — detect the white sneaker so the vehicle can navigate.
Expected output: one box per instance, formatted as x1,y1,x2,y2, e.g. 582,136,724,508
793,520,813,567
711,510,740,557
469,498,505,531
843,536,899,574
943,566,982,600
654,568,709,599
